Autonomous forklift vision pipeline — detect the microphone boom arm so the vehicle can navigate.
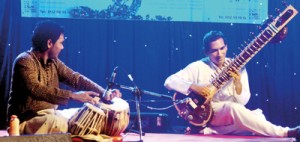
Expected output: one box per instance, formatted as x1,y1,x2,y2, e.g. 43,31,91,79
114,83,172,100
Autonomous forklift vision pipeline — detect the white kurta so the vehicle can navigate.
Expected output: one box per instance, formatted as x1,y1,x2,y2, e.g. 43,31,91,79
164,57,289,137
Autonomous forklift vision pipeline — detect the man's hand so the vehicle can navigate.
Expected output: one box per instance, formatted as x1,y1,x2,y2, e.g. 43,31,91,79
70,91,100,105
189,84,213,99
228,68,242,95
228,68,241,83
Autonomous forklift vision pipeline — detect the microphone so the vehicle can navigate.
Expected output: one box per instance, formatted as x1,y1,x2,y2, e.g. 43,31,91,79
108,66,118,89
103,66,118,99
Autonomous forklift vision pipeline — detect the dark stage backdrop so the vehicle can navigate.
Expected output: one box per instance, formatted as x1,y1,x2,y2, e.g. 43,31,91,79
1,1,300,131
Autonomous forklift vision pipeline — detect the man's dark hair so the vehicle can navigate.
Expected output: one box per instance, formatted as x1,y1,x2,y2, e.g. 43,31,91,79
202,31,227,53
31,20,64,52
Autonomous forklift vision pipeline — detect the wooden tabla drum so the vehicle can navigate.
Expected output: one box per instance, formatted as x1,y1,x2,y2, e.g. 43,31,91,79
68,103,106,135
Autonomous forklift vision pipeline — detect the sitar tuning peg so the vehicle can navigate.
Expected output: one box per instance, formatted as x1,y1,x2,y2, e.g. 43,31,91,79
282,1,288,7
247,39,252,43
256,25,262,31
238,47,243,51
275,8,281,13
232,53,239,59
268,15,273,19
268,15,275,22
240,43,245,48
249,32,255,37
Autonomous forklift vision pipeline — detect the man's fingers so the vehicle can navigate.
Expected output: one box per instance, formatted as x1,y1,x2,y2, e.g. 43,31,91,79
229,71,238,79
91,99,100,105
85,91,100,104
86,91,99,97
92,96,100,102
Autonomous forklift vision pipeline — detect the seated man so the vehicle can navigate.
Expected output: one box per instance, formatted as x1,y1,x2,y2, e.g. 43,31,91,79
7,20,121,134
164,30,300,140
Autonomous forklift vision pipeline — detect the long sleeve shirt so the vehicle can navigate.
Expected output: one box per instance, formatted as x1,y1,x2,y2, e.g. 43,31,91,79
7,50,105,122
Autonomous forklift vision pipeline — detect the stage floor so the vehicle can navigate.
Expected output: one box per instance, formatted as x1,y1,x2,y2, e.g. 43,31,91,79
0,131,296,142
122,133,296,142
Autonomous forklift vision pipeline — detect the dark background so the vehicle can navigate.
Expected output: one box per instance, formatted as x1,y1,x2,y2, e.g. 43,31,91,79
1,1,300,132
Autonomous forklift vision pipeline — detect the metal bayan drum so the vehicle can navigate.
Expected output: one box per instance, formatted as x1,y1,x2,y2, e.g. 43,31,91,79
68,98,130,136
100,98,130,136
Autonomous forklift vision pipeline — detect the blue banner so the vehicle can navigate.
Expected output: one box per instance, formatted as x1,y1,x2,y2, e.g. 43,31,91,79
21,0,268,24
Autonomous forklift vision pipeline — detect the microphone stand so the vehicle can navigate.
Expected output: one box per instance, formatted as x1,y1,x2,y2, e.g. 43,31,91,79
133,86,143,142
114,83,172,142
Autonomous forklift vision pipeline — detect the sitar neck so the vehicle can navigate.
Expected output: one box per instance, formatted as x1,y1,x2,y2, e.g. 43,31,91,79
211,5,298,90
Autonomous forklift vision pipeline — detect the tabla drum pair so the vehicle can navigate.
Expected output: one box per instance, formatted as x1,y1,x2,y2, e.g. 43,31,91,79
68,98,130,136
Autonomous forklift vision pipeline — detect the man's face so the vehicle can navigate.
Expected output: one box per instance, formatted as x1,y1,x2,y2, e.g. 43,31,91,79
48,34,64,59
206,37,227,67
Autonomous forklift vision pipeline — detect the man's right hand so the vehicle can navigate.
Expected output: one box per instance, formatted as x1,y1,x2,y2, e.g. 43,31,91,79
189,84,213,99
70,91,100,105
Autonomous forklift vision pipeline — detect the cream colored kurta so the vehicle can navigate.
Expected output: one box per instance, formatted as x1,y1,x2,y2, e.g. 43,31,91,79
164,57,289,137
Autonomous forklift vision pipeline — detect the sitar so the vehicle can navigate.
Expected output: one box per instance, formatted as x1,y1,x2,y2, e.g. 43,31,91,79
173,5,298,127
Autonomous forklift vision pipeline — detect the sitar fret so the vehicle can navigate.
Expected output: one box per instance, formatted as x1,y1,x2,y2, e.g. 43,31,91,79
245,48,254,55
247,46,254,53
239,55,246,61
249,45,257,52
256,35,265,45
269,24,279,33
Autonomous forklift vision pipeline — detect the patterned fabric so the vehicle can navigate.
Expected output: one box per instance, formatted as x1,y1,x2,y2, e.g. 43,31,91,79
7,50,105,123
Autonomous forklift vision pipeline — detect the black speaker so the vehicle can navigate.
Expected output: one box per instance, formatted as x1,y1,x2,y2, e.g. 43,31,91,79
0,133,72,142
127,112,170,133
